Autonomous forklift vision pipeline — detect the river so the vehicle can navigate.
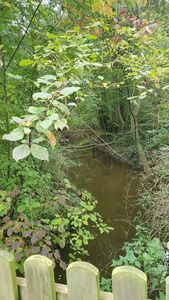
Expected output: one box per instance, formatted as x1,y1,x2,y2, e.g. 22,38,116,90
69,150,139,276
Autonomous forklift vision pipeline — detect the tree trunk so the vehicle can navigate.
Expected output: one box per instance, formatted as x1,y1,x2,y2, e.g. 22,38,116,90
0,36,11,178
130,99,151,173
115,96,125,132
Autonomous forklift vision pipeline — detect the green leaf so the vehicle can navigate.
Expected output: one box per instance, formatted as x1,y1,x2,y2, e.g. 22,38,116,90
19,59,34,66
2,131,24,141
37,75,56,84
31,202,41,208
31,1,39,5
23,114,39,123
98,76,104,80
47,32,57,40
86,34,97,40
51,218,62,226
6,73,22,80
3,2,11,8
33,92,51,101
28,106,46,115
31,144,49,161
23,127,31,135
41,218,50,224
68,102,77,108
60,86,80,97
52,101,70,115
90,215,97,222
55,118,68,131
32,137,44,143
13,144,30,162
36,120,47,133
39,119,52,129
91,62,103,67
11,117,23,124
48,113,59,121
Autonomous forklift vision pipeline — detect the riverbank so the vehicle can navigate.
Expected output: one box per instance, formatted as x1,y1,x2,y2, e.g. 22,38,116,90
138,148,169,241
63,129,141,170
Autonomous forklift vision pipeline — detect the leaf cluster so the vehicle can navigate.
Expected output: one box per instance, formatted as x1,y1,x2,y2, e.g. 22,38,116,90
112,225,169,298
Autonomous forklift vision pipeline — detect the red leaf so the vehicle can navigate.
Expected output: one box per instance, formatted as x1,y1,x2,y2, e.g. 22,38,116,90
41,245,49,256
31,234,38,245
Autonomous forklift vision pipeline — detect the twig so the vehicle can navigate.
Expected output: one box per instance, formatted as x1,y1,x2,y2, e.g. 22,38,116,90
5,0,43,71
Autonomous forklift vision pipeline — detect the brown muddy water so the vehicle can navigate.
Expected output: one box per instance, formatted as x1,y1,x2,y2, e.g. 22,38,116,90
69,150,139,277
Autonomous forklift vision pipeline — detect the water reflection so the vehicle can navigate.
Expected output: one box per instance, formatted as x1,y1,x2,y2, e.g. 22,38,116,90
70,151,139,276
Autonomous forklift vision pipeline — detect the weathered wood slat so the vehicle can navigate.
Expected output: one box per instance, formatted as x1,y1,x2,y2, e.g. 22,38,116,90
17,278,113,300
166,277,169,300
17,278,154,300
17,277,28,300
55,283,68,300
112,266,147,300
0,250,19,300
24,255,56,300
67,261,100,300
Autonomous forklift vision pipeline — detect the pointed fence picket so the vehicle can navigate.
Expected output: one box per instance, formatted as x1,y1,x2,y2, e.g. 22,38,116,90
0,250,168,300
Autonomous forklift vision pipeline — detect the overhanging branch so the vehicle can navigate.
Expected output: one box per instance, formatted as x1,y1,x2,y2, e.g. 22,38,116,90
5,0,43,71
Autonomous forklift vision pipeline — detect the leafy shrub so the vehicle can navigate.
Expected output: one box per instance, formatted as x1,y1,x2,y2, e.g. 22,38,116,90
100,277,112,292
0,216,65,272
0,191,12,217
112,226,168,299
0,167,112,272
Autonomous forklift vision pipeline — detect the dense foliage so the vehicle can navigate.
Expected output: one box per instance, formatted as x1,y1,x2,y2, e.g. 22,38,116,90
101,226,168,299
0,0,113,272
0,175,110,271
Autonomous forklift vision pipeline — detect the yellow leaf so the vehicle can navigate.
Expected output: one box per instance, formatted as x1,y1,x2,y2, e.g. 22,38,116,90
136,0,147,6
102,82,109,88
4,2,11,8
22,121,32,127
92,0,103,13
45,130,57,148
103,5,112,17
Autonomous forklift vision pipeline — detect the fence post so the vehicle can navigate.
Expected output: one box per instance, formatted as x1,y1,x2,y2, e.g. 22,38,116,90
67,261,100,300
24,255,56,300
112,266,147,300
0,250,19,300
166,277,169,300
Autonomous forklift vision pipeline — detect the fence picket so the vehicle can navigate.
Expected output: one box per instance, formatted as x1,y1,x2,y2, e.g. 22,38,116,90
167,277,169,300
112,266,147,300
24,255,56,300
0,250,19,300
67,261,100,300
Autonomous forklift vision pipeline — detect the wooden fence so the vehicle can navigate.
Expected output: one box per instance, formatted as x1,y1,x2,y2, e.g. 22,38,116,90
0,250,168,300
